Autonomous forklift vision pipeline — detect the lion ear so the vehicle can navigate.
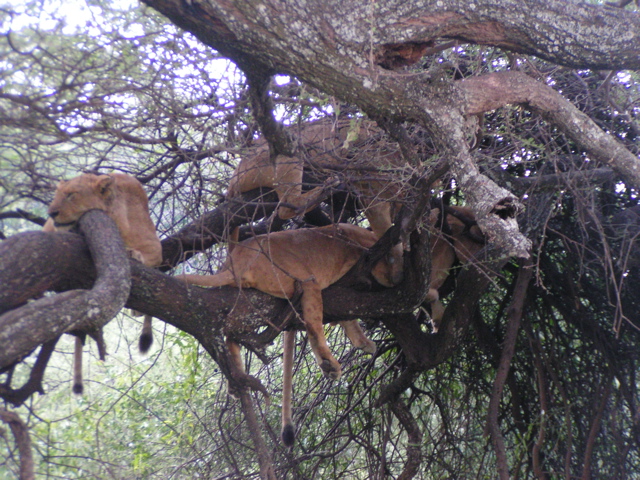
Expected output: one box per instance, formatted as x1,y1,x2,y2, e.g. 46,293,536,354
95,175,114,196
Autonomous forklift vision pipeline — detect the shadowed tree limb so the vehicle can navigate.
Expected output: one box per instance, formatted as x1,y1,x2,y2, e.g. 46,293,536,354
389,397,423,480
485,257,534,480
0,339,58,407
0,409,34,480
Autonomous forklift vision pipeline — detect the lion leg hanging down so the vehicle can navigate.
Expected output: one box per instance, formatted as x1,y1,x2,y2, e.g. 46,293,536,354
181,223,396,379
426,205,486,331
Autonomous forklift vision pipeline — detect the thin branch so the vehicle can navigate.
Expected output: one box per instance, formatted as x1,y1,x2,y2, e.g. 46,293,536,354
389,397,423,480
0,409,34,480
485,258,534,480
581,373,614,480
237,389,277,480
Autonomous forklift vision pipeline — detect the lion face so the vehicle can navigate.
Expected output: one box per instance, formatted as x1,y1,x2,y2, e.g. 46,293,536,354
47,173,115,230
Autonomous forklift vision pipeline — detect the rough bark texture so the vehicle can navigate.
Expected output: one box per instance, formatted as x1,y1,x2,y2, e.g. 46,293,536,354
0,409,34,480
142,0,640,259
0,210,131,369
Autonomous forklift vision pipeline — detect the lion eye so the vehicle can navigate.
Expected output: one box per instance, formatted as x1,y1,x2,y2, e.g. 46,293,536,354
66,192,75,200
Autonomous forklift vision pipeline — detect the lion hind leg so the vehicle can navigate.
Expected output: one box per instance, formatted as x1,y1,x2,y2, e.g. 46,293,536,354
364,201,393,240
429,298,446,333
425,287,446,333
274,154,336,220
364,202,405,286
338,320,376,354
225,338,270,400
281,329,295,447
301,283,341,380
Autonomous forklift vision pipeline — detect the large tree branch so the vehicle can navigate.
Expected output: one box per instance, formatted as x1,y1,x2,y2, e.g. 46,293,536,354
460,72,640,190
144,0,640,75
0,210,131,369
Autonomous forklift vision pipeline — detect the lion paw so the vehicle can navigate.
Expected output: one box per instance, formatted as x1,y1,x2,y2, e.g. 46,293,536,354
320,358,342,381
360,339,377,355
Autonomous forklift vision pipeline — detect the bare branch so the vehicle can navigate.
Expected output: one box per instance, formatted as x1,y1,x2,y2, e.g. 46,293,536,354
460,72,640,190
0,210,131,369
0,409,34,480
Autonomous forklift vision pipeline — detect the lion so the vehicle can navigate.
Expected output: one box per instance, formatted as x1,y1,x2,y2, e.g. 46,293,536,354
44,172,162,392
180,222,397,446
180,223,395,379
427,205,485,331
226,118,406,286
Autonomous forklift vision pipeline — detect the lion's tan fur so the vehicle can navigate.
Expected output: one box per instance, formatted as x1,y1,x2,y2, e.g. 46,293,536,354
181,223,395,381
427,205,485,330
181,223,391,445
44,172,162,267
227,119,404,228
44,172,162,392
226,118,405,285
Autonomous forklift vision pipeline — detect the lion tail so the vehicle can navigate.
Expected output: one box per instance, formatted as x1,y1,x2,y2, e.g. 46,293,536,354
281,329,296,447
139,315,153,353
73,335,85,394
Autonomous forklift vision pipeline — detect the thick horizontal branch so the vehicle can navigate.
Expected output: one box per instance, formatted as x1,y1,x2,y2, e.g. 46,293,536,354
0,210,131,369
460,72,640,190
0,220,430,376
144,0,640,78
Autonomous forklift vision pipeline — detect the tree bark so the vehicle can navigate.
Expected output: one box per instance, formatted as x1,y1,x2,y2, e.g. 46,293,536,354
0,210,131,369
143,0,640,258
0,409,34,480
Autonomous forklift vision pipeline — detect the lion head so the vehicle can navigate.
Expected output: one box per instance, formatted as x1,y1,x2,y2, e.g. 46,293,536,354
47,173,116,230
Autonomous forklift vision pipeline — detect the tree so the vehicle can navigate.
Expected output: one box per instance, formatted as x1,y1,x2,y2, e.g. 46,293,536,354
1,0,640,478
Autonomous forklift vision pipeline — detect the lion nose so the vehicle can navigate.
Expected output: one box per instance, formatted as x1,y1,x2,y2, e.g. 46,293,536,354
48,209,59,219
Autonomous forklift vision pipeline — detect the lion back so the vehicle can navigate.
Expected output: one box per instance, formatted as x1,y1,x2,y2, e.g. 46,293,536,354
46,173,162,267
109,173,162,267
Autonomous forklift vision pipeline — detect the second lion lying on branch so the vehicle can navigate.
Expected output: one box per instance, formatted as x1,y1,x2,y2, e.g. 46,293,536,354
180,223,400,381
226,118,407,286
180,223,402,446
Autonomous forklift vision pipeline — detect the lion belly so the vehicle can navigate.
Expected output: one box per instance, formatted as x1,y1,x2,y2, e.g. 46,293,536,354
225,226,364,298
